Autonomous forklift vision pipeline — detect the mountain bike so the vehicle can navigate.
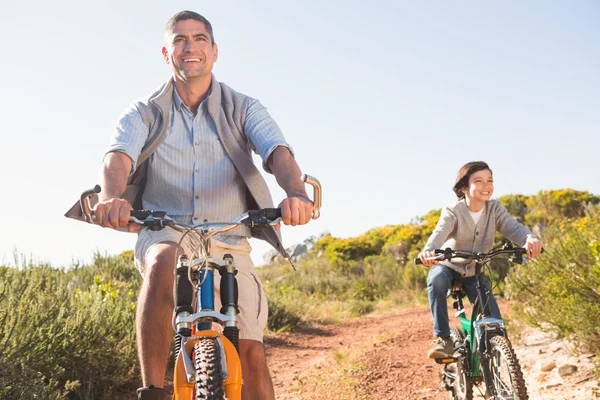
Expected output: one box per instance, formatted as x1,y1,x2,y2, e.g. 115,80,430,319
79,174,322,400
415,244,529,400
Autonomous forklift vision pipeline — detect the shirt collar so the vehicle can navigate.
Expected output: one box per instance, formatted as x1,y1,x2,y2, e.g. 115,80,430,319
172,86,186,112
172,86,209,115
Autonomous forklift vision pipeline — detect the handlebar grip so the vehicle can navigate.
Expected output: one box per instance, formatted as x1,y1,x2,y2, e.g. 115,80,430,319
415,248,450,265
246,208,282,226
262,208,282,220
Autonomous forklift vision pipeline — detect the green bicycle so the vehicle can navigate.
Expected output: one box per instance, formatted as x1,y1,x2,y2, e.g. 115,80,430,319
416,244,529,400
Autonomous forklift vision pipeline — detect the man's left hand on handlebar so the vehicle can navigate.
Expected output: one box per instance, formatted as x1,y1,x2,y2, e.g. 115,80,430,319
525,235,543,258
276,196,313,230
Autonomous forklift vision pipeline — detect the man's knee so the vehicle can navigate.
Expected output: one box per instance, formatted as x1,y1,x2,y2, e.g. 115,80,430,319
239,340,267,368
142,243,181,300
145,243,181,277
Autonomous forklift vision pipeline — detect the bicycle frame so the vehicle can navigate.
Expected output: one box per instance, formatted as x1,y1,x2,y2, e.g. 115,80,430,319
451,265,508,394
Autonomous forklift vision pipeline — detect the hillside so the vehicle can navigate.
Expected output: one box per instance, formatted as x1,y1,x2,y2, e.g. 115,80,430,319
1,189,599,399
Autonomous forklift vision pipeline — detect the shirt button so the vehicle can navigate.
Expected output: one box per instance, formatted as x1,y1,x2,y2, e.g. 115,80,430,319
195,168,199,172
476,231,479,236
195,142,200,146
195,196,200,200
193,217,198,221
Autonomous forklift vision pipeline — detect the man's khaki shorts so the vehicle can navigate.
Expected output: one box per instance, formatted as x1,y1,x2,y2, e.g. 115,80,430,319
134,228,269,342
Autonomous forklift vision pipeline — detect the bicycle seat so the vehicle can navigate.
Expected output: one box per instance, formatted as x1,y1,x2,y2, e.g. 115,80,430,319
447,279,466,299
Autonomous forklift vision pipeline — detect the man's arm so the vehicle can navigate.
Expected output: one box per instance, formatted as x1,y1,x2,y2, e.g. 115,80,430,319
99,152,132,200
93,152,136,230
267,146,313,227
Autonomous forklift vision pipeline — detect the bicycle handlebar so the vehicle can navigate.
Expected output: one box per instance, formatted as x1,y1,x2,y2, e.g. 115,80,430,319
414,246,532,265
79,174,321,226
126,208,283,237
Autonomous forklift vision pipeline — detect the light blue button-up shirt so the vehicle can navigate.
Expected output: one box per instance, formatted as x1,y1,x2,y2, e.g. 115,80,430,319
107,87,291,237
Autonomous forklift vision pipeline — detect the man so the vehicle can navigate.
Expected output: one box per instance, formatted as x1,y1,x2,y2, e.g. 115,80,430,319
91,11,313,400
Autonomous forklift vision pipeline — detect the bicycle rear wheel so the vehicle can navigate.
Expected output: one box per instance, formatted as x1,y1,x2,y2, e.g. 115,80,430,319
488,335,528,400
448,326,473,400
194,337,225,400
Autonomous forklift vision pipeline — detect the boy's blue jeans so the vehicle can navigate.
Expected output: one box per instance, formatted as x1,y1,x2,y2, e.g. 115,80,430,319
427,264,501,338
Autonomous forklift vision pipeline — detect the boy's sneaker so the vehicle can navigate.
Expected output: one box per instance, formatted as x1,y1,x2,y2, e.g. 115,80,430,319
137,386,166,400
427,337,454,359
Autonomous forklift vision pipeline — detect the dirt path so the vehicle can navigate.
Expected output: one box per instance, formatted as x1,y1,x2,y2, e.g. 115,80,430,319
265,301,599,400
266,306,446,400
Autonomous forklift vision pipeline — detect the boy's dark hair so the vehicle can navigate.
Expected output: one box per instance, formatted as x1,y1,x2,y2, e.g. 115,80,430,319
453,161,492,199
165,11,215,45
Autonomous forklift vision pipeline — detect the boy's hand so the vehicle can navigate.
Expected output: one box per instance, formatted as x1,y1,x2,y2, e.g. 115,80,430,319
525,236,543,258
419,250,440,267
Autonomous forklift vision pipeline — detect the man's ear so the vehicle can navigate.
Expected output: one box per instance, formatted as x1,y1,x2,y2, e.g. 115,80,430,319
213,43,219,63
161,47,170,64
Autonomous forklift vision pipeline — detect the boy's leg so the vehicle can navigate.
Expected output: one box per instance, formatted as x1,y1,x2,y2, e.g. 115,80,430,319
427,264,454,338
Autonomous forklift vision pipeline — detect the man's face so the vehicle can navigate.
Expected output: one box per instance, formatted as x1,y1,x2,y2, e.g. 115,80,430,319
162,19,218,81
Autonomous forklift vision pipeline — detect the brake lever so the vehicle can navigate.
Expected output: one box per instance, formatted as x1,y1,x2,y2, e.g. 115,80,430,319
269,217,282,226
129,215,175,227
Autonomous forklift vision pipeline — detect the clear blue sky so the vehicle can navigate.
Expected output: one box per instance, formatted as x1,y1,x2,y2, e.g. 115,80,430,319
1,1,598,268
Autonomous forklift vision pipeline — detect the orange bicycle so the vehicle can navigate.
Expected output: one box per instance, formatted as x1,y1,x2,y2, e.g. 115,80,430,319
80,174,322,400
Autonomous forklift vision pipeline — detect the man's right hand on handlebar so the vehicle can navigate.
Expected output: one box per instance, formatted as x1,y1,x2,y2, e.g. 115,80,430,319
277,195,313,230
92,198,140,232
418,250,441,267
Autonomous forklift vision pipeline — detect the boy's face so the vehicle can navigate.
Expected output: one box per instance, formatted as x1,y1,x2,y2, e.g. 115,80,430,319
463,169,494,203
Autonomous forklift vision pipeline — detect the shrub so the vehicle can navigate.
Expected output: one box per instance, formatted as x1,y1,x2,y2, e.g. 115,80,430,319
0,253,140,399
507,209,600,356
266,296,303,332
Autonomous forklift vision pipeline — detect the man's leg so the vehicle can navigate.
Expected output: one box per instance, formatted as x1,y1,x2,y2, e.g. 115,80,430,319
239,339,275,400
136,243,178,388
209,239,274,399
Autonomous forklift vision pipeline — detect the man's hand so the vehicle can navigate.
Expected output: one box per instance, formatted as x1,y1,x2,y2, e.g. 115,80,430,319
418,250,440,268
92,198,139,232
276,196,313,230
525,235,543,258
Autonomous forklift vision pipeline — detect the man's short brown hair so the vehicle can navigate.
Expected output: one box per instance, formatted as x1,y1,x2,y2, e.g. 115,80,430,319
165,11,215,45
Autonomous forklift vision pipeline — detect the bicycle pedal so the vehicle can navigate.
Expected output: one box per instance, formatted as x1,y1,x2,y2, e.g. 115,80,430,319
435,357,458,365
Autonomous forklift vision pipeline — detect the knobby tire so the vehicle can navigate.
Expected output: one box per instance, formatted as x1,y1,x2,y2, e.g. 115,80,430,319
448,326,473,400
488,335,528,400
194,337,225,400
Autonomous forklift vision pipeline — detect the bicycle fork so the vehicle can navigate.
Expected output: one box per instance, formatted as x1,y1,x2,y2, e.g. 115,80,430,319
172,255,243,399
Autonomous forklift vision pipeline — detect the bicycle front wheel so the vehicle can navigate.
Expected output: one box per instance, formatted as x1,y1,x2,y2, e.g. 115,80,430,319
449,326,473,400
488,335,528,400
195,337,225,400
